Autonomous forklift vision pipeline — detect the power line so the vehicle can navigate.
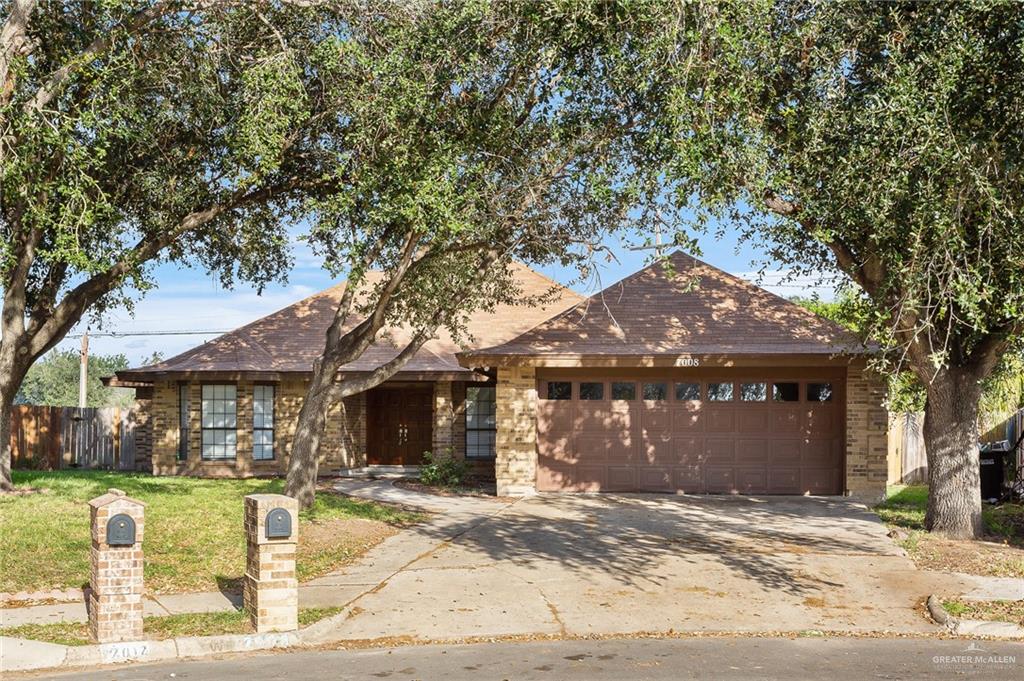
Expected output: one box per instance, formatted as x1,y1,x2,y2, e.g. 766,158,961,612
65,330,230,339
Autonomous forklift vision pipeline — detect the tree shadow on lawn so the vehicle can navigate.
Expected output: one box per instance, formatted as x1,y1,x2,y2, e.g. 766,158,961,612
412,494,891,596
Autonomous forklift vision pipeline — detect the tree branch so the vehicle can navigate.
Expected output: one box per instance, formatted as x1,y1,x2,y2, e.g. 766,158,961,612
0,0,36,105
24,0,182,114
759,188,885,294
25,175,307,358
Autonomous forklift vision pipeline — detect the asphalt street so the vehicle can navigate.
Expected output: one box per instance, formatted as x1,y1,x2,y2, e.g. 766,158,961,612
31,636,1023,680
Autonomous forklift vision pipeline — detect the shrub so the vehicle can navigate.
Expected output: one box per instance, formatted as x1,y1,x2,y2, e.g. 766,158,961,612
419,449,467,488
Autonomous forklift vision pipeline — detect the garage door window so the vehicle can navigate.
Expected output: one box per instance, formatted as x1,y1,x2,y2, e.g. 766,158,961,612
740,382,767,401
773,382,799,402
611,382,636,400
808,382,834,402
545,381,572,400
579,382,604,400
642,382,667,400
675,382,701,401
707,382,734,401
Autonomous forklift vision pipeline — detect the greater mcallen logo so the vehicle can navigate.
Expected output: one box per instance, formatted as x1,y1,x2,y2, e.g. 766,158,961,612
932,642,1017,670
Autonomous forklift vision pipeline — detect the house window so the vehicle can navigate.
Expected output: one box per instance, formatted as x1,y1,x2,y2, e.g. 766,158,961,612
545,381,571,400
642,382,667,400
201,384,237,460
707,382,734,401
611,382,636,400
808,382,834,402
253,385,275,461
675,382,701,401
579,382,604,400
465,386,496,459
773,382,799,402
741,382,767,401
177,384,189,461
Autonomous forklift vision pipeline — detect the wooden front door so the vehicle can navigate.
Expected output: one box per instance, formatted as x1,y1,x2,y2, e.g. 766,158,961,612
367,386,434,465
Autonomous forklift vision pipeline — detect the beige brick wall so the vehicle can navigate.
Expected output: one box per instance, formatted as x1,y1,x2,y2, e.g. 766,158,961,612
130,388,153,473
432,381,454,456
845,364,890,503
495,366,538,495
149,379,367,477
89,494,146,643
451,381,467,461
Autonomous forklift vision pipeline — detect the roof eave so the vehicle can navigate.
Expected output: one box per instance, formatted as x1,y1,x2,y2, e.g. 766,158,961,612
456,349,871,369
114,368,484,383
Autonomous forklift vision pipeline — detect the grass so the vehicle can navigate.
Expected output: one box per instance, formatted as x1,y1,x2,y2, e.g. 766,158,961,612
942,599,1024,626
876,484,1024,540
875,484,1024,577
1,471,422,594
0,607,345,646
874,485,930,529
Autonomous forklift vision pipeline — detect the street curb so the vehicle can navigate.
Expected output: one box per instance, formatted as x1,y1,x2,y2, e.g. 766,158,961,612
3,630,302,673
925,594,1024,639
925,595,952,629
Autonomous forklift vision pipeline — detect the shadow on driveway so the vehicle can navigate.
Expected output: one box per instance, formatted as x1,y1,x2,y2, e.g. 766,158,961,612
410,494,896,595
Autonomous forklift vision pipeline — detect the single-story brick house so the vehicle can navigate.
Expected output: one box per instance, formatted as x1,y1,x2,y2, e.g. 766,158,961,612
111,251,890,501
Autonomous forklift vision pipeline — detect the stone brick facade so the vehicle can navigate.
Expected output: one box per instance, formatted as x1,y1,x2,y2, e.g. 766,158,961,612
432,381,455,456
88,489,146,643
845,363,890,503
146,379,366,477
243,494,298,633
129,387,153,472
494,366,538,495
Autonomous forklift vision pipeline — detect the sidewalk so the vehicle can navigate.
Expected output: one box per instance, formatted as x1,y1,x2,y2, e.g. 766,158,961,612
1,480,512,629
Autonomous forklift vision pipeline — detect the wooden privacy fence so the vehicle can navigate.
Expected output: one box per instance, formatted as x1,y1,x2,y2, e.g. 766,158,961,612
10,406,138,471
888,412,927,484
889,407,1024,486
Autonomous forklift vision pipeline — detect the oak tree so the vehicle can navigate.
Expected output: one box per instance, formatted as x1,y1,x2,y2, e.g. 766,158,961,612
665,1,1024,537
282,2,686,506
0,0,340,488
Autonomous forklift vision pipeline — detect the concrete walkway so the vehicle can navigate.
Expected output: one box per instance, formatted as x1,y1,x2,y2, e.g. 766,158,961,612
0,480,512,629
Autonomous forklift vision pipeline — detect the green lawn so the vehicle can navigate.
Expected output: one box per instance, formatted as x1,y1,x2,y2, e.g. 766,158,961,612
875,484,1024,578
0,607,344,646
1,471,420,594
875,484,1024,540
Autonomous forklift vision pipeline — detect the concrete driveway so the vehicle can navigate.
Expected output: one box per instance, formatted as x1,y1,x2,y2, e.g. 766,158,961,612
306,484,966,643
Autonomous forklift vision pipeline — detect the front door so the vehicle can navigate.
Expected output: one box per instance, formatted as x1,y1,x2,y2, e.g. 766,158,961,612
367,386,434,465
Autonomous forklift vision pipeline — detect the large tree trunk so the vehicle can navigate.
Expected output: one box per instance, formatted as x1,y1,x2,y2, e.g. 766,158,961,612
923,368,984,539
0,342,30,491
283,357,336,509
0,389,14,490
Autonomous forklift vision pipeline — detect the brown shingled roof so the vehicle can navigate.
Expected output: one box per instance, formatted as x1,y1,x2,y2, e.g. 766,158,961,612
117,262,583,381
459,251,865,361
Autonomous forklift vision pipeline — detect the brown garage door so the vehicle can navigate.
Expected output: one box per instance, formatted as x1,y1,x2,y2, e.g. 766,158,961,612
536,375,844,494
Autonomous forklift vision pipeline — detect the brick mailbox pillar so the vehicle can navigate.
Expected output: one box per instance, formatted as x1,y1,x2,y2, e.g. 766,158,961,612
88,488,146,643
243,494,298,633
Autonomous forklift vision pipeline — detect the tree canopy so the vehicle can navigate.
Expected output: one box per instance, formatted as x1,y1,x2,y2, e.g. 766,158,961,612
280,1,691,505
661,0,1024,537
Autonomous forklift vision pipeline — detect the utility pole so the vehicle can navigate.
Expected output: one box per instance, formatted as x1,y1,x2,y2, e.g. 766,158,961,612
79,331,89,409
627,215,667,257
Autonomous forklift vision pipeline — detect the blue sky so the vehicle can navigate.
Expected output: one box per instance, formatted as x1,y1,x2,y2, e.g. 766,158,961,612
57,225,842,366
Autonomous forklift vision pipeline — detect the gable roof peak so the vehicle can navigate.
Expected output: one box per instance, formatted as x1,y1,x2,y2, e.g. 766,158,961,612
461,249,865,359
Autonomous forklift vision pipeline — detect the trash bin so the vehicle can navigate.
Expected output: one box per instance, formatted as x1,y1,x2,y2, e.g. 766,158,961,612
979,443,1008,502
